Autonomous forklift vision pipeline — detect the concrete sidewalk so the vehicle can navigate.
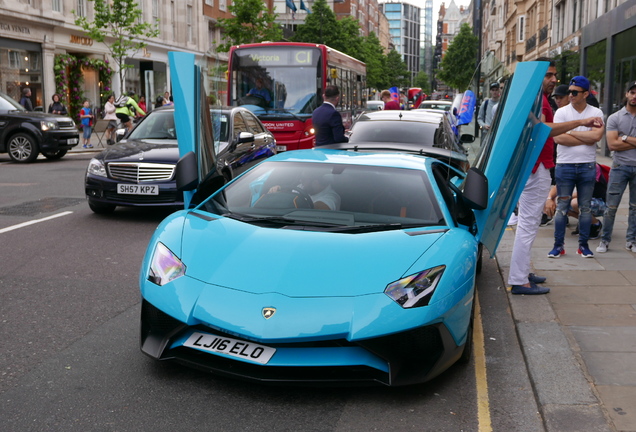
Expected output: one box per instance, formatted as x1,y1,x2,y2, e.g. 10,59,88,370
497,151,636,431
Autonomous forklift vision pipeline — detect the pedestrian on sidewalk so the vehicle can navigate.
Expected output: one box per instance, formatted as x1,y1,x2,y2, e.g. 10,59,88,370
380,90,401,110
477,82,501,136
597,81,636,253
48,93,68,115
103,94,118,145
548,76,605,259
80,99,94,148
508,59,604,295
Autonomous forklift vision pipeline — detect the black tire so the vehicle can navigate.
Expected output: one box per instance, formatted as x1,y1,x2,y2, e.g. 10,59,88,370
88,200,116,214
476,243,483,275
8,133,39,163
42,149,68,160
458,300,475,364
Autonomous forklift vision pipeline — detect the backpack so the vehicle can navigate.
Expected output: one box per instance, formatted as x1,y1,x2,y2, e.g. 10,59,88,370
114,95,129,108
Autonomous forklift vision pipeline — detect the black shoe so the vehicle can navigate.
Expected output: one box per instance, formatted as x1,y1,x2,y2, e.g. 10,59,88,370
590,221,602,240
571,223,579,235
540,213,553,226
528,273,546,284
511,283,550,295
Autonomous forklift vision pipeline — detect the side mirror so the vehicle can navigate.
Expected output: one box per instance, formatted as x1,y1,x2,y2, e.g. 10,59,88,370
462,167,488,210
236,131,255,144
460,134,475,143
175,151,198,191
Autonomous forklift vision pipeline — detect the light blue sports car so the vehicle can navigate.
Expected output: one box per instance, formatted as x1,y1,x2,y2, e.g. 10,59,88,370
139,53,550,386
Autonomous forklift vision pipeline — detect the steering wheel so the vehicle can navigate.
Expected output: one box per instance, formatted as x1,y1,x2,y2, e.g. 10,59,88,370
283,186,314,209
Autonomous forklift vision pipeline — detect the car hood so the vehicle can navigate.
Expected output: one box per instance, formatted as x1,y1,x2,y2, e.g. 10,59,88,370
2,111,74,122
180,212,445,297
100,140,178,163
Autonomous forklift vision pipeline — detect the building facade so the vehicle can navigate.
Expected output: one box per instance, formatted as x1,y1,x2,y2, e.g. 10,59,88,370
379,0,422,83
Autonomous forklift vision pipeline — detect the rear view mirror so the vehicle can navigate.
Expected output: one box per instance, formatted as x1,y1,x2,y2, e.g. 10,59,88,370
175,151,198,191
462,167,488,210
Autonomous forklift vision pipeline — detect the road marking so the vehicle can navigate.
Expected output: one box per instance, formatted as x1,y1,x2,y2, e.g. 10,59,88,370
474,292,493,432
0,211,73,234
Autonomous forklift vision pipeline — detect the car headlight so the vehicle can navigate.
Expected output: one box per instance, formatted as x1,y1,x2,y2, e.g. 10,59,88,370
41,120,58,131
384,265,445,308
148,242,186,286
87,158,107,178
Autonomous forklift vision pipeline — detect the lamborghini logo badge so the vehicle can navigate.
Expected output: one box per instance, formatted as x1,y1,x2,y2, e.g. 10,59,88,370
262,307,276,319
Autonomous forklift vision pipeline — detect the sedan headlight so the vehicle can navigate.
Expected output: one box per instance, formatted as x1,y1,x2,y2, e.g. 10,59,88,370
41,120,58,131
385,265,445,308
148,242,186,286
86,158,107,178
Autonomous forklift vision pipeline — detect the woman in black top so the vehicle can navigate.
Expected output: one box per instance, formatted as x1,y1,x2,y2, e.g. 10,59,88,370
48,94,68,115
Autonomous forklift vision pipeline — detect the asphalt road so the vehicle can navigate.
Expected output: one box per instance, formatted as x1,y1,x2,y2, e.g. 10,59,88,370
0,152,543,431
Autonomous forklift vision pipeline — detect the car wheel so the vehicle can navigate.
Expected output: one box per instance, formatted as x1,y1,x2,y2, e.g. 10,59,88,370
42,149,68,160
8,133,39,163
88,200,116,214
476,244,483,275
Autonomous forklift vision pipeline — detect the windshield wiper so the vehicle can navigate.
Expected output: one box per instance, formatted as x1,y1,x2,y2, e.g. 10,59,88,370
223,212,343,227
322,223,429,233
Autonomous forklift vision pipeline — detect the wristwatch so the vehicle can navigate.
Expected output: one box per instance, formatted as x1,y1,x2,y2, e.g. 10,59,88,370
622,135,629,142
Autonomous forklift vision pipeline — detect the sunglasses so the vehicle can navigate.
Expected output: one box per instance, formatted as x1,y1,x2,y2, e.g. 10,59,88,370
567,90,583,96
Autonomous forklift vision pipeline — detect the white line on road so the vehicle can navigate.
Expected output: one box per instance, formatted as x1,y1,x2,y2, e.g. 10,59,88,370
0,211,73,234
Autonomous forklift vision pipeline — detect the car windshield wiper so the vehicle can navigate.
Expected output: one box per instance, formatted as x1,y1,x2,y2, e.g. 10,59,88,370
223,212,344,227
323,223,428,233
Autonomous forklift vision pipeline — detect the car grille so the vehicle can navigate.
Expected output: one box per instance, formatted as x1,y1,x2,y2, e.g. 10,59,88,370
57,120,76,129
108,162,175,182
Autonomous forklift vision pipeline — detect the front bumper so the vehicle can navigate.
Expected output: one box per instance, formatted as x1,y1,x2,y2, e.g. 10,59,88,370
140,299,466,386
41,130,80,151
85,175,183,207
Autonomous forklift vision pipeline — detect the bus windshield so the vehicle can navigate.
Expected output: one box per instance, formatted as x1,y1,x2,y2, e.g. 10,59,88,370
231,46,321,116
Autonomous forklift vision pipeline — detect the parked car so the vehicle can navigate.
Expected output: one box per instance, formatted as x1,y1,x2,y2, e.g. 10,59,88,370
0,91,79,163
85,106,277,214
365,100,384,111
340,109,471,171
417,100,453,112
139,55,551,386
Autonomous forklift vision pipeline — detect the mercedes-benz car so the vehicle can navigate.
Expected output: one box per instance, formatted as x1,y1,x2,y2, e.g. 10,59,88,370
0,91,79,163
85,106,276,214
139,54,550,386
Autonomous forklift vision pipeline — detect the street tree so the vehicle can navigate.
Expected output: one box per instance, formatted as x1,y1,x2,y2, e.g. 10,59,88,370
292,0,341,48
216,0,282,53
436,23,479,91
414,71,432,94
384,50,410,89
359,32,387,90
74,0,159,94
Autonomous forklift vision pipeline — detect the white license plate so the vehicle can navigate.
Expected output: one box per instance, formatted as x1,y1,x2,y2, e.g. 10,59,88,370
68,138,78,144
275,145,287,152
117,184,159,195
184,332,276,365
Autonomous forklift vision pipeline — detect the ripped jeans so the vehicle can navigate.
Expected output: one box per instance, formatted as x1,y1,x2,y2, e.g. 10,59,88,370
554,163,596,247
601,164,636,244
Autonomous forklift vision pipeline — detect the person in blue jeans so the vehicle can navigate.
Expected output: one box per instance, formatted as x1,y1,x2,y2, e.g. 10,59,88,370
597,81,636,253
548,76,605,258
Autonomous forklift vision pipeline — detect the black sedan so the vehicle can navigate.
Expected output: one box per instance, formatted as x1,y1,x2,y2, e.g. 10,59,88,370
85,106,276,213
333,110,472,172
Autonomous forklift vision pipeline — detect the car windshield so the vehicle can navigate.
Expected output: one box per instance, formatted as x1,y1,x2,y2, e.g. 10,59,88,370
203,161,444,231
128,109,229,142
0,92,26,111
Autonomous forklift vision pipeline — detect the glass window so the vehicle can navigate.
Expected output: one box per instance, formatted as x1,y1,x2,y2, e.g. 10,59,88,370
187,5,193,43
76,0,85,17
53,0,62,12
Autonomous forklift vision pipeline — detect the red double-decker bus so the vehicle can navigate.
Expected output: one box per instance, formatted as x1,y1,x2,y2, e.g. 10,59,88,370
227,42,366,151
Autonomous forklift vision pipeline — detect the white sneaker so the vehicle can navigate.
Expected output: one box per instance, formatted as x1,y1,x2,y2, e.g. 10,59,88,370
596,240,609,253
508,213,518,226
626,241,636,252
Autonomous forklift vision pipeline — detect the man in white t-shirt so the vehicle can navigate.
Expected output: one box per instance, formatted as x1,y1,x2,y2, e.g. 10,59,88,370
548,76,605,259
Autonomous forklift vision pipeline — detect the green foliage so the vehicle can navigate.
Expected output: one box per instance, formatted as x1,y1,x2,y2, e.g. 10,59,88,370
54,54,114,124
217,0,282,52
292,0,340,47
359,33,387,90
414,71,431,94
554,50,583,84
384,50,410,88
436,23,479,91
74,0,159,93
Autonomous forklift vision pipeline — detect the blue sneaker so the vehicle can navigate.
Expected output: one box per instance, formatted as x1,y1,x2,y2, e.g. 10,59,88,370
511,283,550,295
528,273,546,284
548,245,565,258
577,244,594,258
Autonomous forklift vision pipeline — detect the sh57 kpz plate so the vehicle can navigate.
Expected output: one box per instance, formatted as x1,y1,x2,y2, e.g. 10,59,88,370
184,332,276,365
117,184,159,195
